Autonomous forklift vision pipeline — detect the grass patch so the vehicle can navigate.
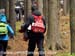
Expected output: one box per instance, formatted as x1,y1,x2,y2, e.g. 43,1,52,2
16,21,23,35
56,52,75,56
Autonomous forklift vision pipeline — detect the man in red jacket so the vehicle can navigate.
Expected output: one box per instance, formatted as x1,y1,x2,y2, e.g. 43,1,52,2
20,5,46,56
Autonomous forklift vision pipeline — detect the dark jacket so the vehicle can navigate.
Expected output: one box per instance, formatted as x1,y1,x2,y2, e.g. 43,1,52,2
24,10,46,33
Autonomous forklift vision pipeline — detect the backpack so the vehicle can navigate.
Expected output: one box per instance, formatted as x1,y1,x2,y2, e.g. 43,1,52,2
0,22,8,35
31,15,45,33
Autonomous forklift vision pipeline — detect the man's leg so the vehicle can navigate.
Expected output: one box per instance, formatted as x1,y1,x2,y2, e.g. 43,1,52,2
3,41,8,56
37,37,45,56
27,39,36,56
0,41,8,56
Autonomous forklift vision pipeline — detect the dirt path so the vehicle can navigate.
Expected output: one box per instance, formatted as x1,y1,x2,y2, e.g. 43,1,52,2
7,33,28,56
6,33,56,56
5,20,58,56
6,16,70,56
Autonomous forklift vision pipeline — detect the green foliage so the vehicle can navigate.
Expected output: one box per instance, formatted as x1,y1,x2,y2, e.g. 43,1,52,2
16,21,23,35
72,53,75,56
56,53,75,56
16,22,21,32
56,53,72,56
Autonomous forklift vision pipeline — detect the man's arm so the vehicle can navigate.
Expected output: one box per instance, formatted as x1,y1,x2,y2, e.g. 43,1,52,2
42,17,46,33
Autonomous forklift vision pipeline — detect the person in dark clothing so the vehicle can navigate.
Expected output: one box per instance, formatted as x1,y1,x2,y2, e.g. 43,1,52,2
20,5,46,56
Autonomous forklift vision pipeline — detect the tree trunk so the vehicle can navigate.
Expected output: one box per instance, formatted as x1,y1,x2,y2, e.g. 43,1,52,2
43,0,48,21
5,0,9,20
0,0,2,9
43,0,48,49
24,0,27,22
24,0,31,22
27,0,32,16
0,0,3,9
37,0,43,15
47,0,64,50
70,0,75,54
63,0,67,16
0,0,6,9
67,0,70,15
9,0,16,33
63,0,69,16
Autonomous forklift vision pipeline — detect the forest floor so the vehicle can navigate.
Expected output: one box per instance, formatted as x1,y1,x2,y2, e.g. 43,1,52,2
6,16,71,56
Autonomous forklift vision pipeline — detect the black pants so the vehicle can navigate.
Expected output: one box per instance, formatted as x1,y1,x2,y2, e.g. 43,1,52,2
27,32,45,56
0,40,8,56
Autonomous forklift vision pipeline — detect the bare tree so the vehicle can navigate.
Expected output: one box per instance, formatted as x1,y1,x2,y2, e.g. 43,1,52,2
63,0,70,16
24,0,27,22
9,0,16,33
43,0,48,20
24,0,31,22
37,0,43,15
0,0,6,9
5,0,9,20
63,0,67,16
27,0,32,16
0,0,3,9
47,0,64,50
70,0,75,54
66,0,70,15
